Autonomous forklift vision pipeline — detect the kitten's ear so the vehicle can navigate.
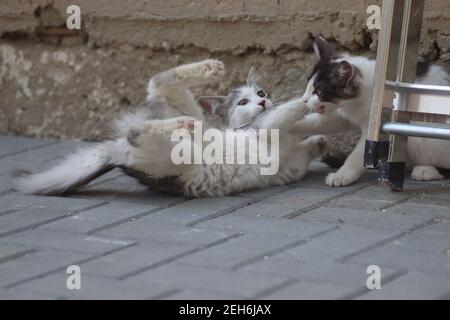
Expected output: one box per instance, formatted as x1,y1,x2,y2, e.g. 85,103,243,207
313,35,335,61
198,96,227,117
247,66,261,87
338,61,355,84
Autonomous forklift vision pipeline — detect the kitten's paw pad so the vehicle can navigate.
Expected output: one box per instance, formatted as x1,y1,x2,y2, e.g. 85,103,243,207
325,171,359,187
199,60,225,79
314,135,328,154
310,135,328,146
176,118,196,130
411,166,444,181
306,135,328,158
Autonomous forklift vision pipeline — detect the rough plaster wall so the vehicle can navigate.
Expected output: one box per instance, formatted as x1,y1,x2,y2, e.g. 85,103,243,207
0,0,449,140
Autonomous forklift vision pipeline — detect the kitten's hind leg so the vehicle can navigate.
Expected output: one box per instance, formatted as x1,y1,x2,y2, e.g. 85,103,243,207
148,60,225,94
127,117,196,149
411,165,444,181
126,117,197,177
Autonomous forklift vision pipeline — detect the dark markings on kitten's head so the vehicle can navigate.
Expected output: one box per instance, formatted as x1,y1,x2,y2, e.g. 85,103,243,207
308,35,362,104
199,67,271,128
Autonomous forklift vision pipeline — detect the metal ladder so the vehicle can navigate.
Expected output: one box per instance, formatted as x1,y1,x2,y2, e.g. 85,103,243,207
364,0,450,191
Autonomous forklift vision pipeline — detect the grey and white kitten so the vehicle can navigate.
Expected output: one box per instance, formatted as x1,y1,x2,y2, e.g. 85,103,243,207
15,60,326,197
295,36,450,187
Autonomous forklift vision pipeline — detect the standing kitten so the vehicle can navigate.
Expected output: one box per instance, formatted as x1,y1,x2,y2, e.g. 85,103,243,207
295,36,450,187
14,62,326,197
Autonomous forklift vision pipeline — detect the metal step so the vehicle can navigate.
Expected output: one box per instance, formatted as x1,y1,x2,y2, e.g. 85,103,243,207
381,122,450,140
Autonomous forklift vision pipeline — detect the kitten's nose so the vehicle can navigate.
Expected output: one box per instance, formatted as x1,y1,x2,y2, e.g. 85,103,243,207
258,100,266,109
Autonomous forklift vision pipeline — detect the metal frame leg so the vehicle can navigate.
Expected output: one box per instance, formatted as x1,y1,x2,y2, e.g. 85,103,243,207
365,0,405,169
385,0,424,191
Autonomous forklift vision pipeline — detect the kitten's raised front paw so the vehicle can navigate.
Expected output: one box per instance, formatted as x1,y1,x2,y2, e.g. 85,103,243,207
179,60,225,82
176,117,196,131
411,166,444,181
199,59,225,80
296,102,312,120
325,170,360,187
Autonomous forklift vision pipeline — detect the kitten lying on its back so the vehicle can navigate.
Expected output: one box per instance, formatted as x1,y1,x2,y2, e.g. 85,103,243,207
15,60,326,197
295,36,450,187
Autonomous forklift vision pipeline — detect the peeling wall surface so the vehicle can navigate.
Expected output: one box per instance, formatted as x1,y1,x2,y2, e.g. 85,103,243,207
1,0,449,140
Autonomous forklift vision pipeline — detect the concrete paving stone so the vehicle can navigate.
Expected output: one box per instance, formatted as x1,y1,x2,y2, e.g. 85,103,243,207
260,280,361,300
421,185,450,198
0,193,107,237
13,273,176,300
0,159,62,179
139,196,255,227
78,241,199,278
0,242,36,263
391,230,450,255
234,185,290,200
387,203,450,219
0,158,31,176
349,245,450,275
126,263,291,299
327,198,395,211
356,272,450,300
164,288,242,300
226,187,338,218
406,194,450,209
178,231,332,270
325,183,417,210
241,258,402,287
6,140,89,163
2,228,135,254
276,225,400,262
198,214,337,239
0,136,55,159
42,201,157,234
345,184,418,202
97,221,234,246
0,287,59,300
0,249,91,287
419,219,450,235
0,174,12,193
299,206,432,232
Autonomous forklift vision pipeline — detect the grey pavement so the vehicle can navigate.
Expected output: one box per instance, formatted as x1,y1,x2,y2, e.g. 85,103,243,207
0,135,449,300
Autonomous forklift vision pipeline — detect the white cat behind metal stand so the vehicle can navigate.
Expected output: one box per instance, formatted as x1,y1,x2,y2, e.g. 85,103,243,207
296,36,450,187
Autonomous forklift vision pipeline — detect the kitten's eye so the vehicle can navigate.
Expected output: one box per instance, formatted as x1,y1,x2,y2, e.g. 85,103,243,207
238,99,249,106
314,88,322,96
257,90,266,98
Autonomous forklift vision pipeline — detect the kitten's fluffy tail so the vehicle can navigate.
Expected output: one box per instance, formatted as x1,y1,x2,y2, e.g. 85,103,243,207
14,140,127,195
